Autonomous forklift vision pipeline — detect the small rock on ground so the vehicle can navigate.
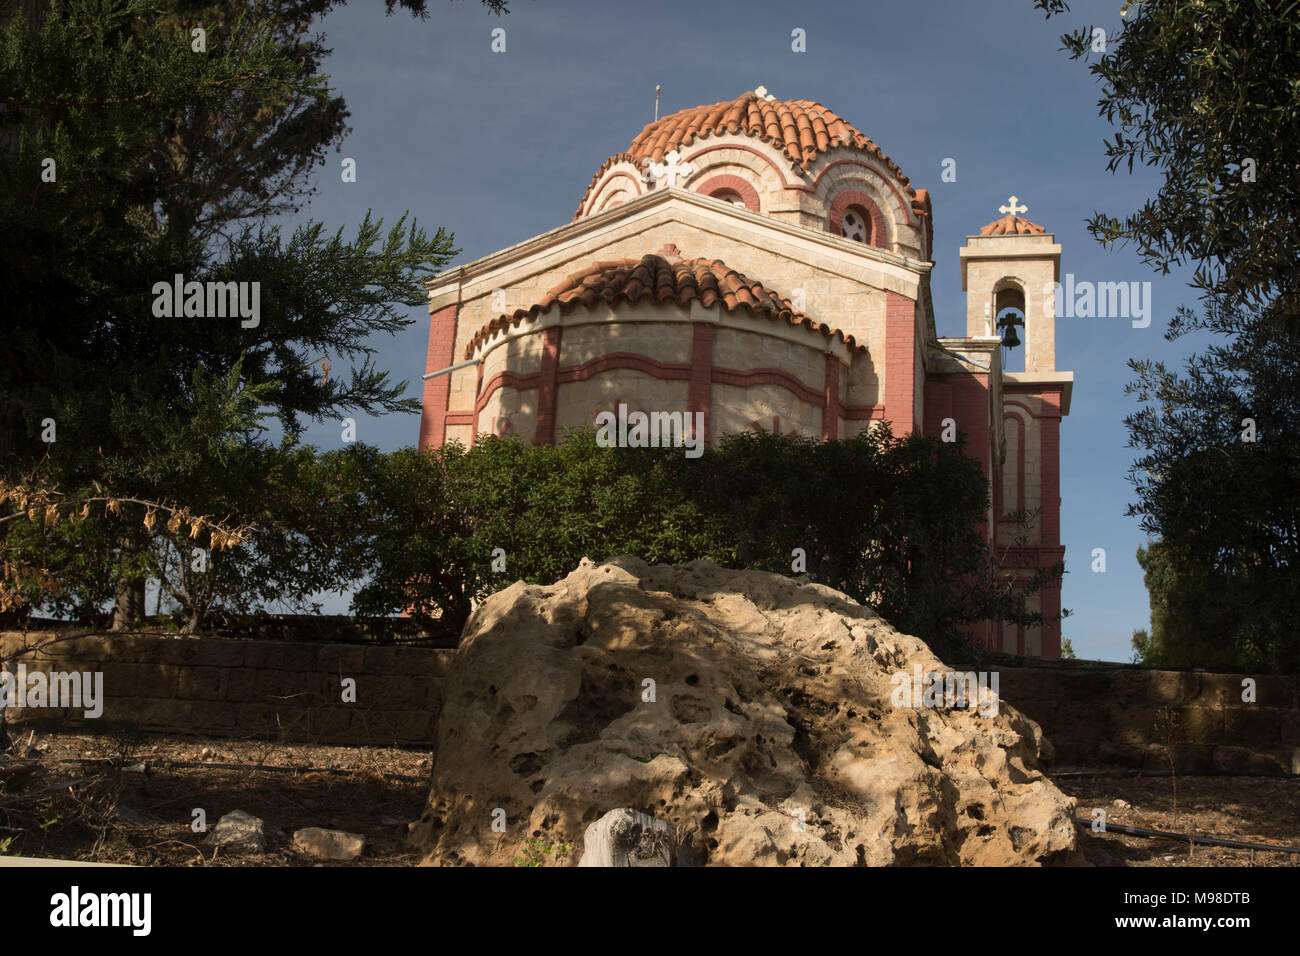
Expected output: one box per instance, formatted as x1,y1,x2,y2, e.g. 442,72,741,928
206,810,266,854
293,827,366,861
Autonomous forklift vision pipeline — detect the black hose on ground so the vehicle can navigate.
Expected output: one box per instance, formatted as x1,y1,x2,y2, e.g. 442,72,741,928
1076,818,1300,854
52,756,428,783
1055,769,1294,779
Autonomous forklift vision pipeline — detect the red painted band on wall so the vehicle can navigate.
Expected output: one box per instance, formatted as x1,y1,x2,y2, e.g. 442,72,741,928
465,348,882,440
557,352,693,384
711,366,824,407
476,370,542,414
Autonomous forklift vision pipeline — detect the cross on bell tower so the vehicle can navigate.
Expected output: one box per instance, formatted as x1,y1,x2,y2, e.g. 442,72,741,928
999,195,1028,219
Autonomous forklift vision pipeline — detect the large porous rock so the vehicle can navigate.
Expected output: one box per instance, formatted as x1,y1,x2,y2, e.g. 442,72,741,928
411,557,1079,866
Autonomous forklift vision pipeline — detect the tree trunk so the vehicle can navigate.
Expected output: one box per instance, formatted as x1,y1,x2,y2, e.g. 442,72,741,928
111,576,145,631
112,533,146,631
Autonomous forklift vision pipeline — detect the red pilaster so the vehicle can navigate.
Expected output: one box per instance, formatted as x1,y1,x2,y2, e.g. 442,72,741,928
688,323,714,443
418,303,459,449
533,325,562,445
923,380,953,437
1039,389,1063,659
471,360,484,447
822,354,841,440
884,292,916,436
1040,390,1062,545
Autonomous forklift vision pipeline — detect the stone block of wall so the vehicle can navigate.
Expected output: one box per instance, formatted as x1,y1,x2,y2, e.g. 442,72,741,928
999,663,1299,773
2,630,454,749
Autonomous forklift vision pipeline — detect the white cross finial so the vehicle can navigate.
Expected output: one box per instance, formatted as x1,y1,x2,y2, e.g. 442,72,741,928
999,195,1028,218
643,149,696,188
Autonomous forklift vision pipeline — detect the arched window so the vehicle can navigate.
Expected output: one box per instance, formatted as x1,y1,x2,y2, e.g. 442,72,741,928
694,174,760,212
840,205,871,243
710,188,746,206
827,190,886,249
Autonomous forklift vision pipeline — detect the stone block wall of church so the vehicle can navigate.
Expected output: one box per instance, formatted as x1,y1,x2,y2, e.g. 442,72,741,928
555,371,692,440
432,219,916,447
459,302,844,444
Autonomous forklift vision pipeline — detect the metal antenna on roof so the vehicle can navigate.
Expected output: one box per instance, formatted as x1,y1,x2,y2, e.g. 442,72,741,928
654,84,661,121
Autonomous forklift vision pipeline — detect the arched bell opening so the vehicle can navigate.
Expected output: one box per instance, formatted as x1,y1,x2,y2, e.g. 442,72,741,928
994,283,1026,373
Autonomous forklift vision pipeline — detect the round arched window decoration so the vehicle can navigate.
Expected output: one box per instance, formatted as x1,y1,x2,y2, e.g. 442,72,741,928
841,206,871,243
827,190,888,250
694,174,760,212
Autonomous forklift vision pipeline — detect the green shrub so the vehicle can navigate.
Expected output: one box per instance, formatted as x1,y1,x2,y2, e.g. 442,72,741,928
343,427,1060,648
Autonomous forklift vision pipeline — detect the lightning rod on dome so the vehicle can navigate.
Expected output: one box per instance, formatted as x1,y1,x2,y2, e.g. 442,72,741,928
654,84,661,122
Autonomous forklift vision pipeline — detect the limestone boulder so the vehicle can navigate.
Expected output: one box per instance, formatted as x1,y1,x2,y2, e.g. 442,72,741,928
410,557,1079,866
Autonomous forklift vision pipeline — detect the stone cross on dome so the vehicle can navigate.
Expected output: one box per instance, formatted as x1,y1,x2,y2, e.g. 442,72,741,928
643,149,696,188
999,196,1028,218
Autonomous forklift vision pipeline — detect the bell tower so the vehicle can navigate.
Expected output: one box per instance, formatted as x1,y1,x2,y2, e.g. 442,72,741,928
948,198,1073,659
959,196,1061,373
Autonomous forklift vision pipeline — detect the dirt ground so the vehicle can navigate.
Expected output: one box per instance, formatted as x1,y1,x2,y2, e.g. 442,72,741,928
1,728,1297,865
0,728,430,866
1057,772,1300,866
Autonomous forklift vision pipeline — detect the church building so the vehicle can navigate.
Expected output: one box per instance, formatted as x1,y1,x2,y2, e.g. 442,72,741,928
418,88,1073,658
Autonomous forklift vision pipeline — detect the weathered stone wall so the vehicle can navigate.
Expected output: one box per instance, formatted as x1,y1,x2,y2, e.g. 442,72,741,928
4,631,1296,771
1,631,454,749
1000,665,1299,773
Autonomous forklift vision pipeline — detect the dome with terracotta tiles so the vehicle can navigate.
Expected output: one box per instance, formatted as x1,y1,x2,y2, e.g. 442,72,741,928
573,88,930,261
629,88,906,177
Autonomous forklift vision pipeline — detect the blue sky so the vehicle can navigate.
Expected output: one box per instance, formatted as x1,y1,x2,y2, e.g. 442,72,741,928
279,0,1206,662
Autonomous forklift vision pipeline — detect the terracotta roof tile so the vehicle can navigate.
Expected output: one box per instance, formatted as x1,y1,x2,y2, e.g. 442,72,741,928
979,214,1046,236
575,90,914,219
629,90,904,176
465,252,864,358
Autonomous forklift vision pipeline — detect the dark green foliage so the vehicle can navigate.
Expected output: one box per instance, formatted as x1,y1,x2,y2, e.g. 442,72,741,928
1034,0,1300,309
1036,1,1300,671
1123,297,1300,672
1130,539,1291,672
338,428,1060,648
0,0,460,625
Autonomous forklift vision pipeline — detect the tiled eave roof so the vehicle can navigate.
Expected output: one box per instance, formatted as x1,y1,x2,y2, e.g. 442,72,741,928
464,251,866,359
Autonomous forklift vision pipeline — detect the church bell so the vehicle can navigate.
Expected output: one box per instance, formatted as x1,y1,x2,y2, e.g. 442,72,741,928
996,311,1023,350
